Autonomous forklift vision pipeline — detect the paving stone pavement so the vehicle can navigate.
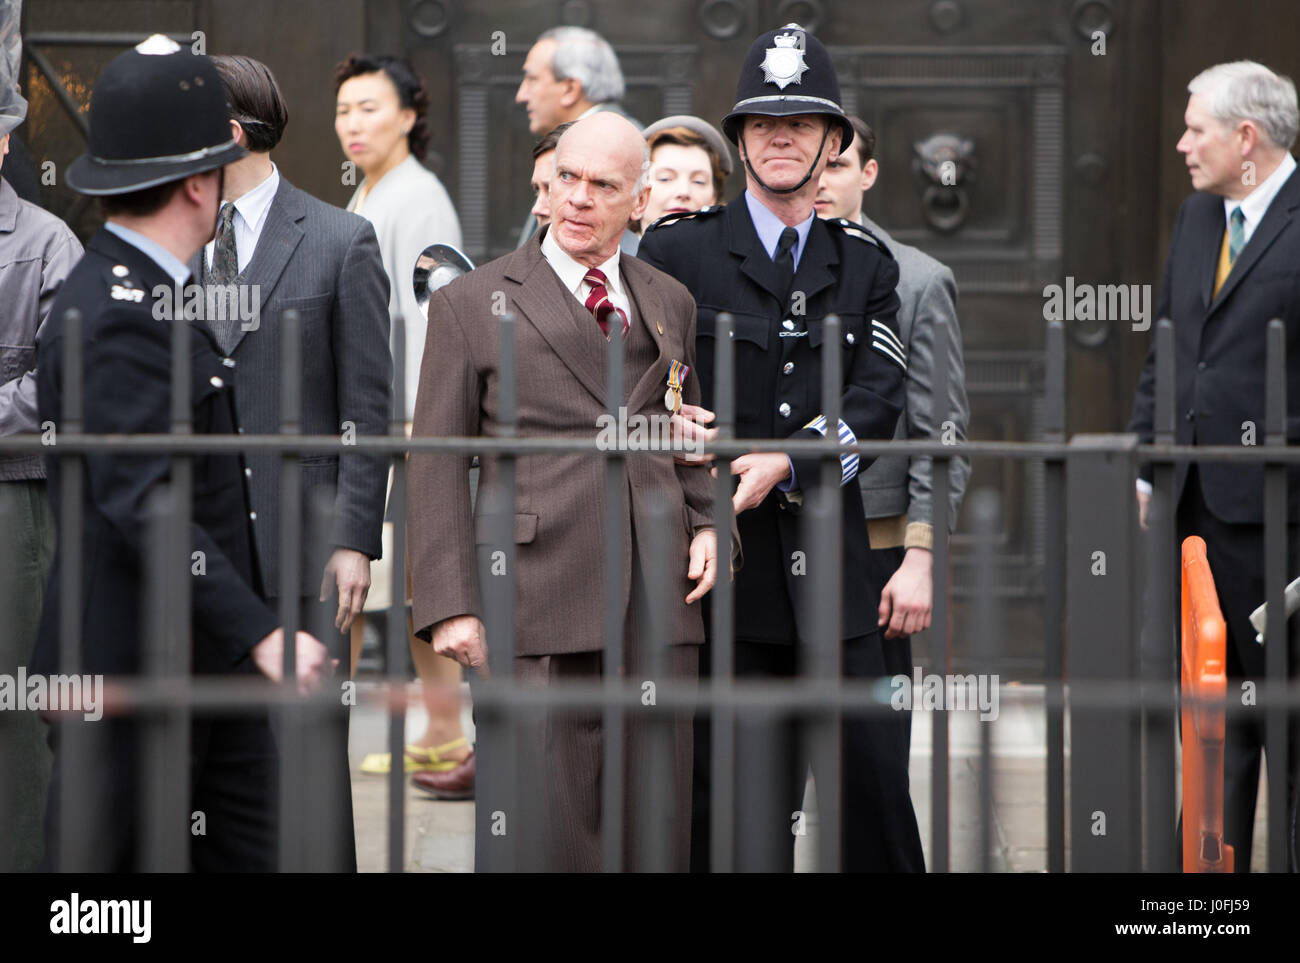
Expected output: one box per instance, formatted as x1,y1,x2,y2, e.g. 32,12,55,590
348,682,1269,872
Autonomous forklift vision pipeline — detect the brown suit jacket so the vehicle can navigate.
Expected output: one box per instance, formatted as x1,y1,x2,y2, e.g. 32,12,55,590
408,230,715,657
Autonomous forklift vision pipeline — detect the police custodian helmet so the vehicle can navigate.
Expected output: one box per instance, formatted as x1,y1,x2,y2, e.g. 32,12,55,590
721,23,851,194
66,34,246,196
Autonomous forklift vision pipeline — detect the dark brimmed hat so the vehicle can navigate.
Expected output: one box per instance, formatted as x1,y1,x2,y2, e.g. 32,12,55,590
721,23,852,151
66,34,246,196
641,115,734,175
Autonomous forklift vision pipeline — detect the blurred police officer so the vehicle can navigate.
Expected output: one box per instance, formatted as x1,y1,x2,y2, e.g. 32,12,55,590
639,23,925,872
34,35,332,872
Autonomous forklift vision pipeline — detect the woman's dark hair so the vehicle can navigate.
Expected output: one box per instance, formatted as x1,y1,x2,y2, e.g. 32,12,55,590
334,53,431,160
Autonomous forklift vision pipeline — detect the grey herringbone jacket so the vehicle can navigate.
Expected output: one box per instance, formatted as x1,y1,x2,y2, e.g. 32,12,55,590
856,216,971,537
0,177,82,480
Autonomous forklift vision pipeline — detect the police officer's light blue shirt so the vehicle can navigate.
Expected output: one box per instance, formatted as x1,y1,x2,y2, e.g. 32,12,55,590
743,190,815,492
744,189,813,269
104,221,191,287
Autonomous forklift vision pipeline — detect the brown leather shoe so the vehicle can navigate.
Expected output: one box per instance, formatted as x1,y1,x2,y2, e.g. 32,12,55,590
411,750,475,800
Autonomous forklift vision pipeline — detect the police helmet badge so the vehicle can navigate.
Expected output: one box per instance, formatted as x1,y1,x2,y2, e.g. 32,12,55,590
759,30,808,89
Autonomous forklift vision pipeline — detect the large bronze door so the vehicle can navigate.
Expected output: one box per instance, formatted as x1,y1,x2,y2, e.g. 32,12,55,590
378,0,1171,672
24,0,1300,671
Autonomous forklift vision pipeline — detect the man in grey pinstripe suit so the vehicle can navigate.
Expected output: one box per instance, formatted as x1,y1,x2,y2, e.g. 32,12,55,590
190,55,391,870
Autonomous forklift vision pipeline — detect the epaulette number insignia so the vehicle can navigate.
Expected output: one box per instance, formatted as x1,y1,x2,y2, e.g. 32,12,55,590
110,284,145,303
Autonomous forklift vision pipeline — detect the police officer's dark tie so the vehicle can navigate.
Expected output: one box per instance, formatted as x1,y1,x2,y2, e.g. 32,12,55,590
209,202,238,284
774,226,798,303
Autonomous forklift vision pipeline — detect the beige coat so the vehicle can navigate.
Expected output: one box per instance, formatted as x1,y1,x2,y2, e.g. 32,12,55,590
408,230,716,657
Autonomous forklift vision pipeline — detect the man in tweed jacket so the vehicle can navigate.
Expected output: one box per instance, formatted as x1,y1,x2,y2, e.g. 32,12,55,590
409,113,718,871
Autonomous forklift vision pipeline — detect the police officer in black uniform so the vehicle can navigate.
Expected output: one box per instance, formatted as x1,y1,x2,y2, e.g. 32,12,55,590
639,23,925,872
33,35,332,871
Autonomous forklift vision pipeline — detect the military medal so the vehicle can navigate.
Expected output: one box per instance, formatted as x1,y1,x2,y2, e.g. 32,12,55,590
665,359,689,413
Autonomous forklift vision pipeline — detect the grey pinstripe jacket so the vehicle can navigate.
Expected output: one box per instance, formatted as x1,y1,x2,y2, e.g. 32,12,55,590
856,216,971,539
188,178,392,597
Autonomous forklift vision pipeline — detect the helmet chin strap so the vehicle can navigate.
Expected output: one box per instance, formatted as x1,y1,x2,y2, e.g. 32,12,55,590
741,120,832,196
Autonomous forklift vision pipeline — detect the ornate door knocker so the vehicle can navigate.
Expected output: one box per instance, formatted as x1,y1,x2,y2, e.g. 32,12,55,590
912,133,977,233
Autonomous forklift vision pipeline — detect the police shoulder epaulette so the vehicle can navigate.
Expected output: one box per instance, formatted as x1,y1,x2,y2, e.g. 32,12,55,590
104,261,147,303
645,205,725,232
828,218,894,259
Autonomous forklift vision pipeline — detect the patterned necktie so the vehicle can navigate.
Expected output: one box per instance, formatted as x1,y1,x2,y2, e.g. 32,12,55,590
583,267,629,339
774,226,798,303
209,203,238,284
1228,206,1245,265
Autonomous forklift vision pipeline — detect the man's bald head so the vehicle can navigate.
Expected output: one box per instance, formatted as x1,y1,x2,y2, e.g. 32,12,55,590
548,111,651,267
557,112,650,192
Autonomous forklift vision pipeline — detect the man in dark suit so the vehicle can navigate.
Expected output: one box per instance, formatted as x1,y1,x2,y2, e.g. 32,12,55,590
409,111,719,871
186,54,391,871
33,36,331,872
639,24,922,872
1130,59,1300,870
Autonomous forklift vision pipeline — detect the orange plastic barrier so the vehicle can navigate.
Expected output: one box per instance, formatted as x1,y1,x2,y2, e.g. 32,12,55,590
1181,536,1233,873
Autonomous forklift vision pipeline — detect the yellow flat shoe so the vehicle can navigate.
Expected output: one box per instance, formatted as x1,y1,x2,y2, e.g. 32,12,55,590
358,738,469,775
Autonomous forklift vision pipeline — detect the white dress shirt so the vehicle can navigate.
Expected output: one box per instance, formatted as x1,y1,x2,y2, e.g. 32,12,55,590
1224,150,1296,247
541,225,635,330
203,162,281,276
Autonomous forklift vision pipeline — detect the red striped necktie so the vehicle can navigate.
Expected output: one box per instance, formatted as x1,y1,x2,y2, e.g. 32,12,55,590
583,267,629,339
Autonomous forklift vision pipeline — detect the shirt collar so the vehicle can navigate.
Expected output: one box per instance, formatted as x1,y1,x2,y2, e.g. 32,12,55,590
744,190,814,268
1226,151,1296,231
540,224,623,295
104,221,190,286
228,161,280,236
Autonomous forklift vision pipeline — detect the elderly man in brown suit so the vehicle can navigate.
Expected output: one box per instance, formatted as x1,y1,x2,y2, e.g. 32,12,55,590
408,112,719,871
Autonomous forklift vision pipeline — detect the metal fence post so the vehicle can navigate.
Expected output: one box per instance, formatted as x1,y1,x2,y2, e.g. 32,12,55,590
1263,318,1290,873
1043,319,1066,872
1141,318,1178,871
1066,433,1142,871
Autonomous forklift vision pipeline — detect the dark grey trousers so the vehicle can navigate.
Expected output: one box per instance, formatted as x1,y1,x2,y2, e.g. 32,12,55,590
0,479,55,871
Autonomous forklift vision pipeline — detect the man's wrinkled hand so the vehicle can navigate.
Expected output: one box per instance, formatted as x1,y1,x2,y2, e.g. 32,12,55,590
671,403,717,465
320,547,371,632
1137,488,1150,530
685,528,718,604
432,614,489,677
877,547,934,639
731,452,791,513
252,628,336,695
